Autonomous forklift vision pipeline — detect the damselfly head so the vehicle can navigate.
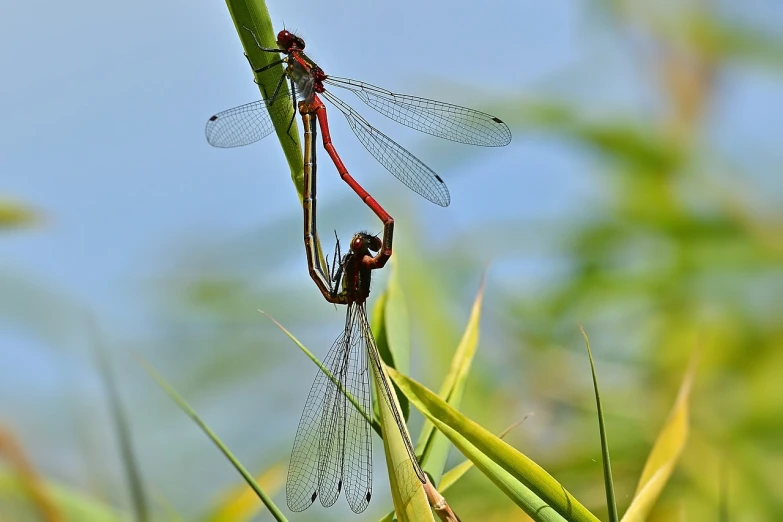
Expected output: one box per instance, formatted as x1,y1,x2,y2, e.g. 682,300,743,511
277,30,305,51
349,232,380,254
350,235,366,253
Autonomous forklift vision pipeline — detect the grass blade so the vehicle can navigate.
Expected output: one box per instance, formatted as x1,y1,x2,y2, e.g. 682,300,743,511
218,0,324,270
579,325,618,522
89,325,148,522
437,416,531,493
260,310,381,436
222,0,303,198
0,428,63,522
206,462,286,522
138,357,288,522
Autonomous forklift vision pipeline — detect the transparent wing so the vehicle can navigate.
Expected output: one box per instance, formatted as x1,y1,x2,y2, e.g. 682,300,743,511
322,91,451,207
285,302,373,514
205,95,294,148
325,76,512,147
341,303,373,513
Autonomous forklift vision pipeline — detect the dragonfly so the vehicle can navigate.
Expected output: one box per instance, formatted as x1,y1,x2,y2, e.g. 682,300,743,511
206,27,512,208
286,103,424,513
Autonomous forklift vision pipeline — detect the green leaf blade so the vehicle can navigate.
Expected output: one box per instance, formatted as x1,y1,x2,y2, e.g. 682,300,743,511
138,356,288,522
579,325,618,522
222,0,303,198
391,369,600,522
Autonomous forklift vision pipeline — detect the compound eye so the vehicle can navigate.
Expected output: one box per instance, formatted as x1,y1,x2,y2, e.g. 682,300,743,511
368,236,382,252
276,30,292,49
351,236,364,251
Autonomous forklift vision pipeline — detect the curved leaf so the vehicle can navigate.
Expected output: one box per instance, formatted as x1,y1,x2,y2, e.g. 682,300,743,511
0,429,63,522
437,415,531,494
621,354,697,522
390,368,599,522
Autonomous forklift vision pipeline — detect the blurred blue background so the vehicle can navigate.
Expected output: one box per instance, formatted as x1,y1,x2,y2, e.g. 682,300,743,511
2,0,782,520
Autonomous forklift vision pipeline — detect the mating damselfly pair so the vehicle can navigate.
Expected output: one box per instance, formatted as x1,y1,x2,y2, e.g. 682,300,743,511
207,25,510,514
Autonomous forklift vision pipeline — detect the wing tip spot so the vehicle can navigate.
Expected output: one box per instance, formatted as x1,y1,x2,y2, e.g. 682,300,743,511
209,115,218,121
492,116,504,124
435,174,444,183
310,491,317,503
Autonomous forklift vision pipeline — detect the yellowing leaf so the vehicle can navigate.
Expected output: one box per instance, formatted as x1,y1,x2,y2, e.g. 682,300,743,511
0,471,121,521
207,463,286,522
621,354,697,522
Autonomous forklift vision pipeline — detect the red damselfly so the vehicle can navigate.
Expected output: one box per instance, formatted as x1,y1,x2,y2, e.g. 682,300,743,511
286,103,424,513
206,27,512,208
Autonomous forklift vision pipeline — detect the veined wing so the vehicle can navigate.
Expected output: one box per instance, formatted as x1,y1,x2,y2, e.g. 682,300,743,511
339,303,374,513
325,76,512,147
205,95,294,148
322,91,451,207
286,302,373,514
